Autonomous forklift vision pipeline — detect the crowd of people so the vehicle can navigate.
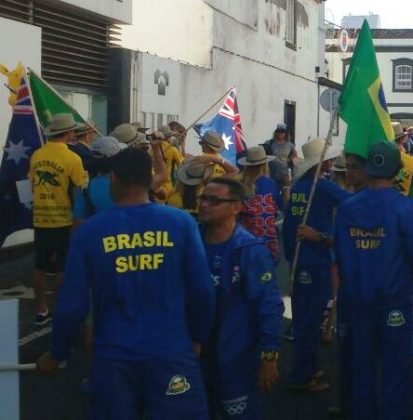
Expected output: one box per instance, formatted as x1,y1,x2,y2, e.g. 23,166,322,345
27,112,413,420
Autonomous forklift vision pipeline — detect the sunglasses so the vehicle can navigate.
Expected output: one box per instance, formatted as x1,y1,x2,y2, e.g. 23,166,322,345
198,194,239,206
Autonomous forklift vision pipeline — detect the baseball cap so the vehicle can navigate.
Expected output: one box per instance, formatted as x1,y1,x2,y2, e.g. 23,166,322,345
365,141,402,178
275,123,288,132
91,136,127,158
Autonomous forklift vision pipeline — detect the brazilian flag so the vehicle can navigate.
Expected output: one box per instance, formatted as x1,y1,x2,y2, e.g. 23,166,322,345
339,20,394,158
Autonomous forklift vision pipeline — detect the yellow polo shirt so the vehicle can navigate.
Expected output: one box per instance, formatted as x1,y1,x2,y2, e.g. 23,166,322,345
28,141,88,228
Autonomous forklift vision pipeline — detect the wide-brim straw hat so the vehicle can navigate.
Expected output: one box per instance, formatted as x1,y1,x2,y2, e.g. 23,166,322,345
391,121,407,140
238,146,275,166
176,162,211,186
294,137,342,180
200,131,225,153
43,113,86,136
110,123,139,146
332,154,347,172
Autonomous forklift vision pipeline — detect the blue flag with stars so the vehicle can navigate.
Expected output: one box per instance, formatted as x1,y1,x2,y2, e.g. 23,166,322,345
193,87,246,165
0,75,43,247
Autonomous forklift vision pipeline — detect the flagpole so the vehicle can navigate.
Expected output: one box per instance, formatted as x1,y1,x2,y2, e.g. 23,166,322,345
27,67,102,136
289,106,339,292
25,67,44,146
186,86,234,133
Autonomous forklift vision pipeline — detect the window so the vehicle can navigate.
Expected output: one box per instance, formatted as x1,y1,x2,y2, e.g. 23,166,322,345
392,59,413,92
285,0,296,49
395,65,412,90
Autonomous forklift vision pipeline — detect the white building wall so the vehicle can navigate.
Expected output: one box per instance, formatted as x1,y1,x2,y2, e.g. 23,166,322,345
326,39,413,119
56,0,132,23
128,0,328,155
121,0,214,68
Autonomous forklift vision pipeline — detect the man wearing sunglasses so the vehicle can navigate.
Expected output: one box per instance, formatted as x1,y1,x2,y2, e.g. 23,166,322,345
198,177,284,419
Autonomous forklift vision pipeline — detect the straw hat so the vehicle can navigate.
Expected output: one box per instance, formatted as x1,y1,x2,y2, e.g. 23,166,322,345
75,119,96,137
44,113,85,136
90,136,127,158
176,162,210,186
391,122,407,141
238,146,275,166
158,125,173,139
332,155,347,172
294,137,342,180
200,131,225,153
109,123,139,146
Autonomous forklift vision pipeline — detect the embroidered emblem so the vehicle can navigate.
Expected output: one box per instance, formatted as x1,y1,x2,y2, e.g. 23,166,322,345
165,375,191,396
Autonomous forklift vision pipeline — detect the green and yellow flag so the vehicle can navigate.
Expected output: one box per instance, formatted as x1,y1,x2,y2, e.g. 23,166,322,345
339,20,394,158
28,68,86,128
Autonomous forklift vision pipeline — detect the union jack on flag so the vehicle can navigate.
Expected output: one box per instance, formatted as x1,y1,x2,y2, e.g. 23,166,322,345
0,75,42,246
194,87,246,165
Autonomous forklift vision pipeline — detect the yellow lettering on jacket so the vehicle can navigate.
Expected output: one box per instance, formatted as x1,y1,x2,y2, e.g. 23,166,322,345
102,231,175,254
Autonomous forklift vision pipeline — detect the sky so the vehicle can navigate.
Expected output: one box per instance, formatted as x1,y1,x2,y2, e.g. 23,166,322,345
325,0,413,29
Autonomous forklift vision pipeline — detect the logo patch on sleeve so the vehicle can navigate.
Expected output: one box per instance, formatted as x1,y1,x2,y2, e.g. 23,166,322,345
260,272,272,282
165,375,191,396
386,310,405,327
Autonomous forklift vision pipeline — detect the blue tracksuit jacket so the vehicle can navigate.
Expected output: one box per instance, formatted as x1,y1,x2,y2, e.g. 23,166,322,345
50,203,215,361
335,187,413,420
202,224,284,419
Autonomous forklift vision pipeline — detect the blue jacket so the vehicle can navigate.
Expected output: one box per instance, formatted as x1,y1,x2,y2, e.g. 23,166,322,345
51,203,215,361
335,187,413,306
202,225,284,370
283,173,350,267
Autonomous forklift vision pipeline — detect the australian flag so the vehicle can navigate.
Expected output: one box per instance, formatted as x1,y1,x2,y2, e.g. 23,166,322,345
0,76,42,247
193,87,246,165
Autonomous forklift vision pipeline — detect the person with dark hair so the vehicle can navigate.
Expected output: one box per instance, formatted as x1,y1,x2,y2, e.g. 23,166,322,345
37,147,215,419
28,113,88,326
262,123,298,198
199,176,284,419
73,136,126,225
168,120,187,154
335,141,413,420
345,153,368,193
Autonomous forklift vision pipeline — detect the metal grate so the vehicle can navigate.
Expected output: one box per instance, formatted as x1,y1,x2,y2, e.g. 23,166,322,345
0,0,119,90
0,0,31,24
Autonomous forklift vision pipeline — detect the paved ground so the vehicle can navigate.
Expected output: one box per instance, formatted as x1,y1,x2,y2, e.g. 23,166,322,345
1,246,342,420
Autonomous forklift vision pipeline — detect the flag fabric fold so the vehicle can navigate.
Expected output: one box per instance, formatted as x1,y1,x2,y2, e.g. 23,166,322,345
0,75,43,246
193,87,246,165
28,69,86,129
339,20,394,158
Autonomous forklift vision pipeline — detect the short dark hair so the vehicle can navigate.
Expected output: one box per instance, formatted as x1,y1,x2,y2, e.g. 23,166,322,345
208,177,245,200
344,153,367,166
111,148,152,188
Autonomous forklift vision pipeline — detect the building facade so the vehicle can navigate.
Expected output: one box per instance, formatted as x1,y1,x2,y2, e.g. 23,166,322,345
114,0,333,155
326,27,413,127
0,0,132,247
